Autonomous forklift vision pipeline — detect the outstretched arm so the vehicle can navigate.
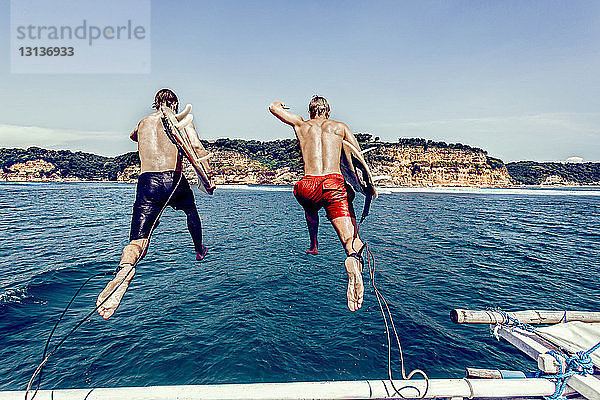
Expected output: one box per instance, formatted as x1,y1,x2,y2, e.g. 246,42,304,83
269,101,303,126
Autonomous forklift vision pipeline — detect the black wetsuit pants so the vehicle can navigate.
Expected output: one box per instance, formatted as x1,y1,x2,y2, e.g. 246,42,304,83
129,171,203,253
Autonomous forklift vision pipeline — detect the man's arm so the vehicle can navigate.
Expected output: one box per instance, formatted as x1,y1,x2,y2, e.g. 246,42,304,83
342,123,362,151
269,101,303,126
182,122,212,176
130,121,141,142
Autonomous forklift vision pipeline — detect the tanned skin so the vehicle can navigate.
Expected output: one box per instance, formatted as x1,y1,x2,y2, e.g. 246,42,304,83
96,103,214,320
269,101,365,312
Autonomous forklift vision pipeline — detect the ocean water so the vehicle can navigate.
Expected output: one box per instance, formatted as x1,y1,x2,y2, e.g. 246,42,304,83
0,183,599,391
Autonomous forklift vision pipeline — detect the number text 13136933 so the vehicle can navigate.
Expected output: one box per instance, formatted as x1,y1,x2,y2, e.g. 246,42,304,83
19,47,74,56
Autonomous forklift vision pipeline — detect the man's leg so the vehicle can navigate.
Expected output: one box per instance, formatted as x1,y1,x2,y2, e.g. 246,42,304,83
293,178,321,256
96,238,147,319
184,206,207,261
96,171,163,319
171,179,207,261
305,211,319,255
331,216,364,312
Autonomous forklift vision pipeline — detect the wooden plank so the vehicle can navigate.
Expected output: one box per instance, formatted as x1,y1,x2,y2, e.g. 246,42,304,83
498,325,600,400
538,353,565,374
451,309,600,325
465,368,527,379
466,367,503,379
0,378,558,400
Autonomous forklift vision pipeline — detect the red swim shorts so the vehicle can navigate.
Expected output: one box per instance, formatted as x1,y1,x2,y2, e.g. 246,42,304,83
293,173,355,220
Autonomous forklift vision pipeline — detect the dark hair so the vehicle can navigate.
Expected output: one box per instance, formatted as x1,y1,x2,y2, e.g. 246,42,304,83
153,88,179,112
308,95,330,119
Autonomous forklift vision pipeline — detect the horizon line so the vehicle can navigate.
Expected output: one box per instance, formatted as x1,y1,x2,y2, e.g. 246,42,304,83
2,143,597,165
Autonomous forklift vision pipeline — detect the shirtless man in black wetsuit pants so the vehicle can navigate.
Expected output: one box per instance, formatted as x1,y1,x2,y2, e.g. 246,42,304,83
96,89,214,319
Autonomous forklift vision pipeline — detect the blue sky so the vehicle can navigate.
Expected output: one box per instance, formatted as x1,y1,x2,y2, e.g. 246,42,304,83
1,0,599,162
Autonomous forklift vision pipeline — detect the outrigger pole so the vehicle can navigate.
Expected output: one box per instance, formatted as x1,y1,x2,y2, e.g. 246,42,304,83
451,309,600,325
0,378,558,400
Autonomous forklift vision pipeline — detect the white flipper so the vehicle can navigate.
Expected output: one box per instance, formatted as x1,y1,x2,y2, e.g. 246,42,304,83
175,114,193,131
175,104,192,121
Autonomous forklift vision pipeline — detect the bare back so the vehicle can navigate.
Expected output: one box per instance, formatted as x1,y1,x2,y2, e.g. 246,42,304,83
268,100,363,177
133,111,179,173
294,118,347,176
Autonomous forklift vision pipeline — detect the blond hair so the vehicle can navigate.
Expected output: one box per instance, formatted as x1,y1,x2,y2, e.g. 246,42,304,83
308,95,330,119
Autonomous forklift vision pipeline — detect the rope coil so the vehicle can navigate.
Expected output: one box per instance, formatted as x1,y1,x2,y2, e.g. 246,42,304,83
364,242,429,399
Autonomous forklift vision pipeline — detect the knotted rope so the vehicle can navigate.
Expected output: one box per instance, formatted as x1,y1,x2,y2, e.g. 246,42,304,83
493,308,536,333
492,308,599,400
537,343,598,400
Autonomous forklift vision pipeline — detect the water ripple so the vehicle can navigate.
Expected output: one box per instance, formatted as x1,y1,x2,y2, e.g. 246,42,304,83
0,183,598,390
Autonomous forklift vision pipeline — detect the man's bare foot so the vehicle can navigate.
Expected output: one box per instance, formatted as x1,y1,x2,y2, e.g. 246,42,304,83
305,247,318,255
196,245,208,261
96,264,135,320
344,256,364,312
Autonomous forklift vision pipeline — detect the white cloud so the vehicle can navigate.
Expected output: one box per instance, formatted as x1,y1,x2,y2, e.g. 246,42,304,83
378,113,599,135
0,124,82,147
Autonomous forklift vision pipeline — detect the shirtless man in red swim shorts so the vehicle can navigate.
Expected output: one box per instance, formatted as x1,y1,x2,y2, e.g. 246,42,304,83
269,96,365,312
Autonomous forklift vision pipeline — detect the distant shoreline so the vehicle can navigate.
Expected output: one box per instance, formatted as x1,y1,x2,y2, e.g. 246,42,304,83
3,144,600,186
2,180,599,191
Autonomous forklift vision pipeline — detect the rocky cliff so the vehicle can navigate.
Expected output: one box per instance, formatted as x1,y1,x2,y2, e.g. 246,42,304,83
114,138,512,187
0,147,138,182
5,141,597,186
364,144,511,187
